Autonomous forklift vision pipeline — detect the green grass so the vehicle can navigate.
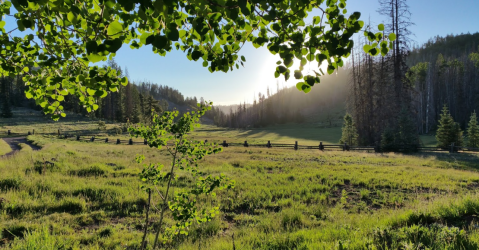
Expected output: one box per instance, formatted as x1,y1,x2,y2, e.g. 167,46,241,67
0,107,123,137
2,133,479,249
193,124,343,145
0,139,12,156
420,135,438,147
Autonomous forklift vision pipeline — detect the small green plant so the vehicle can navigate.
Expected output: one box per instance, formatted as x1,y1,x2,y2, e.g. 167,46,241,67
360,189,370,200
340,189,348,207
129,103,234,249
98,120,106,130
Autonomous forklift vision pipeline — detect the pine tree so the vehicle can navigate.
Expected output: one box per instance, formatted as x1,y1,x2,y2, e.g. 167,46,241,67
466,111,479,148
396,107,419,151
131,103,141,124
381,127,396,152
339,113,359,146
436,105,463,148
0,77,13,118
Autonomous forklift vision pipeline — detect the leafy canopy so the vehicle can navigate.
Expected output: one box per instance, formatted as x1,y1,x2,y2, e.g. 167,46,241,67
0,0,394,119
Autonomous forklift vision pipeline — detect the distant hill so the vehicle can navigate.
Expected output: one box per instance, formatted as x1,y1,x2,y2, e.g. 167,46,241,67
212,67,350,128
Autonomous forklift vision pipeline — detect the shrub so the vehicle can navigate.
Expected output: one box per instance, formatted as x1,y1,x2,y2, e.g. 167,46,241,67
0,177,23,191
373,224,478,249
281,209,304,230
70,165,108,177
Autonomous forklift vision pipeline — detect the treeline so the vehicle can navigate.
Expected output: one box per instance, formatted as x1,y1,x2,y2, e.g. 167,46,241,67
212,70,349,128
0,60,205,124
348,0,419,148
347,0,479,148
407,33,479,134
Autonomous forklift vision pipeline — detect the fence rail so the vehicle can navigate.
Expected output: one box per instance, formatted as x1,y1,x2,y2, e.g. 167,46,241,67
1,130,477,154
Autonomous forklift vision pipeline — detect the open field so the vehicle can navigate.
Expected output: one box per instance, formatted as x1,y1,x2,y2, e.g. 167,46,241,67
0,108,122,137
1,132,479,249
1,107,438,147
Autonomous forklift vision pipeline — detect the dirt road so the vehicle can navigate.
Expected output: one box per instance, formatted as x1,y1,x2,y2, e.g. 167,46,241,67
1,137,40,157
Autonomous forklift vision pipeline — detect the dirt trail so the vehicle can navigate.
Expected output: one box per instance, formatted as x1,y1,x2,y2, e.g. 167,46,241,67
1,137,40,157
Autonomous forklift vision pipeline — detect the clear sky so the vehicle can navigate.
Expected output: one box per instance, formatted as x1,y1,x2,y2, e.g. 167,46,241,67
4,1,479,105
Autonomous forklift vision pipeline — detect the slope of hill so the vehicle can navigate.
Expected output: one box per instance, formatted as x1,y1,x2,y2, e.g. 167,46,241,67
213,67,350,128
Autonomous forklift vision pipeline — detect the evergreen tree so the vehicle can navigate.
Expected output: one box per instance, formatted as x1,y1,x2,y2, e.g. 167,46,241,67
466,111,479,148
131,103,141,124
381,127,396,152
396,107,419,151
0,77,13,118
436,105,463,148
339,113,359,146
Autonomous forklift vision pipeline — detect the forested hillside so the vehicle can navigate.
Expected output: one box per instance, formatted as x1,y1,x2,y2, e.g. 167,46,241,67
407,33,479,134
0,60,206,124
211,67,349,128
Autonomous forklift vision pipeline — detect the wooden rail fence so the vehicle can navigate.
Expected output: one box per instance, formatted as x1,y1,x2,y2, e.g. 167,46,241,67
1,130,478,154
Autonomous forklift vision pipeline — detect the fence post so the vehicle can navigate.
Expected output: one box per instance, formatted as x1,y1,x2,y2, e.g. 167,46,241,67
117,139,121,144
58,129,60,136
7,130,10,135
294,141,298,150
32,129,35,135
450,143,455,153
105,138,109,143
28,131,31,135
91,136,95,142
144,139,147,145
343,143,347,151
129,139,133,145
76,135,80,141
244,141,248,147
223,140,228,147
267,141,272,148
319,142,324,151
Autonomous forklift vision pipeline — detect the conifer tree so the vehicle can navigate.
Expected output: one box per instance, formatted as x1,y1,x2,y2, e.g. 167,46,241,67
339,113,359,146
396,107,419,151
436,105,463,148
466,111,479,148
131,103,141,124
0,77,13,118
381,127,396,152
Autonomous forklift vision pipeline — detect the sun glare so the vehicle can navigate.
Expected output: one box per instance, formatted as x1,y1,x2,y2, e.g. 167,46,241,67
253,52,330,100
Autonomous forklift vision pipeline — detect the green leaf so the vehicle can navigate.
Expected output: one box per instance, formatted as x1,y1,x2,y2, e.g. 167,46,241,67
369,48,379,56
104,39,123,53
378,24,384,31
363,44,371,53
388,33,396,41
86,41,98,54
313,16,320,25
107,20,123,39
166,23,179,41
241,56,246,62
152,35,168,49
327,65,335,75
140,32,152,44
25,92,33,99
67,12,78,24
294,70,303,79
87,54,103,63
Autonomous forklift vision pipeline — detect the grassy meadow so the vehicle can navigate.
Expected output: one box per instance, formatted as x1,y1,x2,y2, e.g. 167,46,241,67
1,134,479,248
2,109,470,250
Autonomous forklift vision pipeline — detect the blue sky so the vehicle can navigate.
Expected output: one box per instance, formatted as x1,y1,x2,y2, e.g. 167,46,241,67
116,0,479,105
4,0,479,105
